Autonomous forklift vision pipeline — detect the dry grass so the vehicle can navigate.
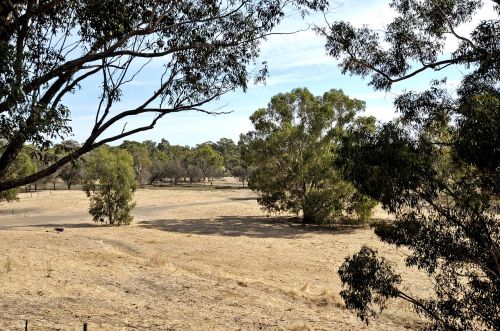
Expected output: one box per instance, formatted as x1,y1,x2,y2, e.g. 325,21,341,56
149,252,167,267
0,178,430,330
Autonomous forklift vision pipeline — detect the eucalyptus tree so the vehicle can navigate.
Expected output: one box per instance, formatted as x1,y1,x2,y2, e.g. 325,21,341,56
120,141,152,188
189,144,224,184
318,0,500,328
244,88,376,224
210,138,240,174
83,146,137,225
0,0,327,192
0,151,35,201
55,140,83,189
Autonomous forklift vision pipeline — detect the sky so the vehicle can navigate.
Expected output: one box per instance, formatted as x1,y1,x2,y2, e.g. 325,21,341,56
63,0,496,147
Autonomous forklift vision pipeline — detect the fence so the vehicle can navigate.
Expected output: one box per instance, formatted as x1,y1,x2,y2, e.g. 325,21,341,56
23,320,89,330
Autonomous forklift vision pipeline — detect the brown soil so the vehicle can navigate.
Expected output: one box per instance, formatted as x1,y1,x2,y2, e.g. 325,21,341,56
0,179,431,330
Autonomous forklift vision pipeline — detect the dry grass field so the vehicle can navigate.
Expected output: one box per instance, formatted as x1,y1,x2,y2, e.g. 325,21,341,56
0,179,431,330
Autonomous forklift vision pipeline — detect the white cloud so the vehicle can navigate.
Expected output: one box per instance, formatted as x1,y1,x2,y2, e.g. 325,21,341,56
363,105,397,123
329,1,396,28
351,91,396,102
257,1,396,72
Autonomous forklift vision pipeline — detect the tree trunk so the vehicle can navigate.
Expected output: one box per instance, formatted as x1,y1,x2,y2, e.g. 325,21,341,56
302,205,315,224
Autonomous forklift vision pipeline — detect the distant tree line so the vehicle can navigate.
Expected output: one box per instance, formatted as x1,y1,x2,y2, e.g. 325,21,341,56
0,136,250,198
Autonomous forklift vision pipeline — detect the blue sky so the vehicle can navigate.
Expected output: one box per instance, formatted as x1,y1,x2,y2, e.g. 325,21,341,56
63,0,495,147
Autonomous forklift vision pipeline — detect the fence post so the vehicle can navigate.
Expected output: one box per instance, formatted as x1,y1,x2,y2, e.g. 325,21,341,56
25,320,28,331
83,322,88,331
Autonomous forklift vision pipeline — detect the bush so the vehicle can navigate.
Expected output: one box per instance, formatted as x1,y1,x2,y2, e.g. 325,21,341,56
83,147,137,225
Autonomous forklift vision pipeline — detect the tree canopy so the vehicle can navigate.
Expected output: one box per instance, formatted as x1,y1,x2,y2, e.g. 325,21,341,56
320,0,500,328
0,0,327,192
243,88,376,224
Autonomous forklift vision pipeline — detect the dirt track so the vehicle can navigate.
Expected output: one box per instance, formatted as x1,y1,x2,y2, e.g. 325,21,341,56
0,184,429,330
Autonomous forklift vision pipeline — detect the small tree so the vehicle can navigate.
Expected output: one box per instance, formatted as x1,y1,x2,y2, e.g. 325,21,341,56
44,168,60,190
231,165,254,187
59,162,82,190
164,160,186,185
186,165,203,183
210,138,240,175
84,147,137,225
54,140,83,189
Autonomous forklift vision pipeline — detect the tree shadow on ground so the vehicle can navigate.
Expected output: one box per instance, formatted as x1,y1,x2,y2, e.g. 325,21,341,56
228,197,256,201
138,216,359,239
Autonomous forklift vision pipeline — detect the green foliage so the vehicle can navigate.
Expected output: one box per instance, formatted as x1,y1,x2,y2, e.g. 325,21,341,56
83,146,137,225
163,160,186,185
59,162,82,190
0,0,327,192
120,141,153,188
0,151,36,201
244,88,376,224
186,164,203,183
231,164,255,187
209,138,240,174
53,140,83,189
338,247,401,324
189,145,224,184
324,0,500,328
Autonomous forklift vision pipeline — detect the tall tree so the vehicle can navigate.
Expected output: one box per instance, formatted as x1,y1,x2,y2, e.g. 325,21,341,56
210,138,240,174
189,144,224,184
244,88,376,224
319,0,500,328
55,141,83,189
163,160,186,185
0,0,327,192
120,141,152,188
59,162,82,190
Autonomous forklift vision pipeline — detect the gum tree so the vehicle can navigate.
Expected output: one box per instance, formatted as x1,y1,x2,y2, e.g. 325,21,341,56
83,146,137,225
0,0,327,192
319,0,500,328
244,88,376,224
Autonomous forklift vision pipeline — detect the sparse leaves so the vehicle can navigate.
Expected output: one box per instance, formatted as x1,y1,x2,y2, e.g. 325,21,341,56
0,0,327,192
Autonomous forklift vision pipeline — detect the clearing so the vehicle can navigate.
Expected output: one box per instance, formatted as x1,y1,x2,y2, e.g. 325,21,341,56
0,179,430,330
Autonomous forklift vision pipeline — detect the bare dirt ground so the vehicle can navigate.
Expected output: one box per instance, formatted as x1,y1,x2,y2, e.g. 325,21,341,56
0,179,431,330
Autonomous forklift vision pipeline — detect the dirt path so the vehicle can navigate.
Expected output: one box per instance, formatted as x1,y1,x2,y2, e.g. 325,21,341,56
0,198,245,229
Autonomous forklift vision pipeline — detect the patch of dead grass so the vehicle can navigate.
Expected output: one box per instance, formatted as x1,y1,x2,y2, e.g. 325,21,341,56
0,184,429,330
